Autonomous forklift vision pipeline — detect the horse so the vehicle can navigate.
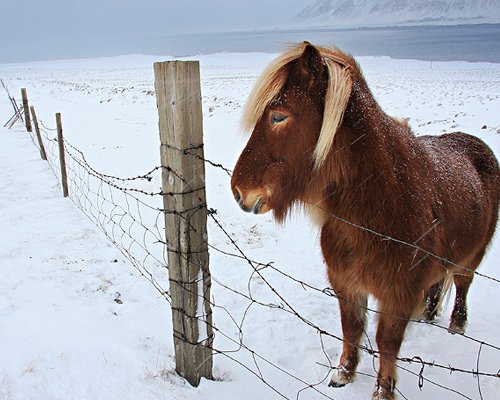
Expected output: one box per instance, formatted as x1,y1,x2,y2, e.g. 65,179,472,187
230,42,500,399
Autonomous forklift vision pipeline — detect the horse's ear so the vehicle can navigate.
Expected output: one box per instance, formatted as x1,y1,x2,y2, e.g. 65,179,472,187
290,42,324,88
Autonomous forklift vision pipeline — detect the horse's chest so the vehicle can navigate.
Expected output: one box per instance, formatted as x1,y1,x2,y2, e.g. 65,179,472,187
321,223,376,271
320,221,418,294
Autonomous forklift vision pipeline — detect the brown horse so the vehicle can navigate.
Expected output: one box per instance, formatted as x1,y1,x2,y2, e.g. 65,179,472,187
231,42,500,399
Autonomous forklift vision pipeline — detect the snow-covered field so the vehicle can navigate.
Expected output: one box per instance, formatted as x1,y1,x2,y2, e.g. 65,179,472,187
0,52,499,400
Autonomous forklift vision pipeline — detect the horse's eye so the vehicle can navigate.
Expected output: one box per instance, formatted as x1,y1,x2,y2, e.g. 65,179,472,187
270,112,288,125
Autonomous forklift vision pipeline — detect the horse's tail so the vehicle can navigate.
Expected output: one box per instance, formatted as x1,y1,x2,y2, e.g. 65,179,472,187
421,273,455,320
436,273,455,317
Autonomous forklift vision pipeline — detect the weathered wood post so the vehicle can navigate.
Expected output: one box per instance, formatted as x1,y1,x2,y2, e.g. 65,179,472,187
154,60,213,386
56,113,69,197
30,106,47,160
21,88,32,132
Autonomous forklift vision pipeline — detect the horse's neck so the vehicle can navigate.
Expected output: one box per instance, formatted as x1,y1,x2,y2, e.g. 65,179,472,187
341,77,414,178
316,76,417,216
344,77,387,138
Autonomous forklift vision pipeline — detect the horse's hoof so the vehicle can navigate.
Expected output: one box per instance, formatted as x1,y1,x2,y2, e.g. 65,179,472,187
373,377,396,400
329,367,355,388
449,309,467,335
328,380,346,388
372,394,393,400
448,321,466,335
422,309,437,322
372,388,395,400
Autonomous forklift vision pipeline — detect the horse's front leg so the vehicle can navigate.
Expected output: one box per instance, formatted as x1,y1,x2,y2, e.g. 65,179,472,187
329,290,368,387
373,306,412,400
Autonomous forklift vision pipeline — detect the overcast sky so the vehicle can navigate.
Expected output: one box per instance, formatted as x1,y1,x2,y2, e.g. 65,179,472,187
1,0,311,62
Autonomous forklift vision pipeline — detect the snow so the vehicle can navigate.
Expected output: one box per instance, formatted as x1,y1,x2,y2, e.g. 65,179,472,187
1,52,499,400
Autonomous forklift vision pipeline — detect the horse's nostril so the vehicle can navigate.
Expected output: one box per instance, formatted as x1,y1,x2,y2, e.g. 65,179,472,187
233,187,242,204
252,197,263,214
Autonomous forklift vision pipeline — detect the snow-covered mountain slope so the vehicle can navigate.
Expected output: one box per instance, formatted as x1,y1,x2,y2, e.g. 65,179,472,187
295,0,500,27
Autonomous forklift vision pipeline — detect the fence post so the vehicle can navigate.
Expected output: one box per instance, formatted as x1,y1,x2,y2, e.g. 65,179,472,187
21,88,32,132
154,60,213,386
30,106,47,161
56,113,69,197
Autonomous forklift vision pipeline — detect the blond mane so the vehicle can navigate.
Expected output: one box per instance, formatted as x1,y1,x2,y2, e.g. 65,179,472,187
241,43,355,169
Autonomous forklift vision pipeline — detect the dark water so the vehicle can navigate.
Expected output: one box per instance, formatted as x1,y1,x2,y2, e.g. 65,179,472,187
154,24,500,63
5,24,500,64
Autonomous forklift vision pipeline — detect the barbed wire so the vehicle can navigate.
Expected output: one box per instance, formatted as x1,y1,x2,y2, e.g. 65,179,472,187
35,118,500,398
35,122,171,301
170,143,500,398
4,86,499,400
206,202,500,377
1,79,24,128
157,144,500,400
184,145,500,285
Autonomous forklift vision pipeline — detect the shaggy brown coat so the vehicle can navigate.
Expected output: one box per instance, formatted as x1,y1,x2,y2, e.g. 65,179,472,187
231,42,499,400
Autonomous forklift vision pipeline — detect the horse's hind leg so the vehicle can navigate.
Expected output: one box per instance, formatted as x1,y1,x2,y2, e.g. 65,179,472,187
449,273,474,334
423,279,444,321
329,291,367,388
449,251,483,334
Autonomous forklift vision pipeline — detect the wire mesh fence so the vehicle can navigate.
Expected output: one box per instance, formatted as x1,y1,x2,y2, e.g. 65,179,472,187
2,81,499,400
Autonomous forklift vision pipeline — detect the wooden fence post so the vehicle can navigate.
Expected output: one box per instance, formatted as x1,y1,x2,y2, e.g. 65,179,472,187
154,60,213,386
30,106,47,160
21,88,32,132
56,113,69,197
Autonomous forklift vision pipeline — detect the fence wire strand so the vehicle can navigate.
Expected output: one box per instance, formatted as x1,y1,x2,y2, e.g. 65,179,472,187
4,85,499,400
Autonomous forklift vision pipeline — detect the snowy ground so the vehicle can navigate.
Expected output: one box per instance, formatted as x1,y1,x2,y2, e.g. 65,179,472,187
0,52,499,400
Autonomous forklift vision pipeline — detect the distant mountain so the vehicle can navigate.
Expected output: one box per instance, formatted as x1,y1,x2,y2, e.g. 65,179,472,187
294,0,500,28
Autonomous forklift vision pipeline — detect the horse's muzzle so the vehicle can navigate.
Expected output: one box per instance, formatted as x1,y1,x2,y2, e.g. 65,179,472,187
232,187,269,214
